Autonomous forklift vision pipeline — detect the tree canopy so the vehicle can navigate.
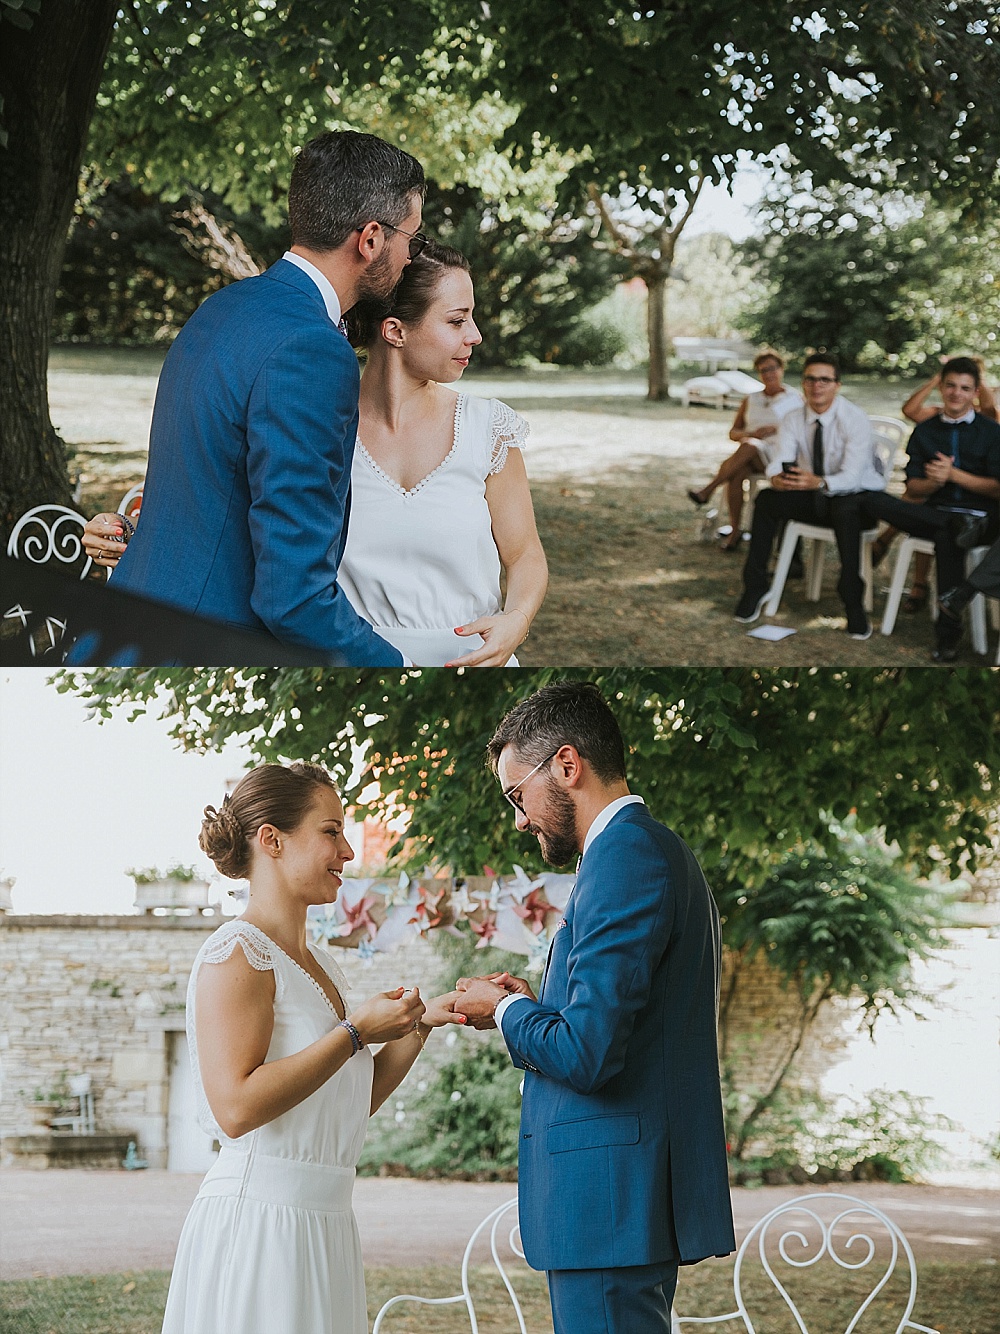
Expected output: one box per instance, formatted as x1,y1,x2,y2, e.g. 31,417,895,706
741,183,1000,372
57,667,1000,902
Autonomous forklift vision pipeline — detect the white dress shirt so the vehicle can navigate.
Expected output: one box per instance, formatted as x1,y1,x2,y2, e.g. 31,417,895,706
940,409,976,425
280,251,342,325
495,794,646,1035
767,395,886,493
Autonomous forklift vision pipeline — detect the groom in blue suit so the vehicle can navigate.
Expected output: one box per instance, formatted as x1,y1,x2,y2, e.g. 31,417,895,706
110,132,425,664
457,682,735,1333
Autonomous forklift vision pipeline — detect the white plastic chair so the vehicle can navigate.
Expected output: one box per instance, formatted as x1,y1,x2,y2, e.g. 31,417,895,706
6,504,94,580
763,437,895,618
674,1192,940,1334
373,1198,528,1334
867,415,908,451
881,541,994,654
965,545,999,657
880,536,938,636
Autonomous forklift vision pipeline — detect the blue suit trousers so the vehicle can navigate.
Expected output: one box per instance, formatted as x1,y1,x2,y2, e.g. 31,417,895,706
547,1259,679,1334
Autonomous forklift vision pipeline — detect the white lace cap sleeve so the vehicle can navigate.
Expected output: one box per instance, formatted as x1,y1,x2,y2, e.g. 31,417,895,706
186,921,284,1140
489,399,530,475
198,921,286,999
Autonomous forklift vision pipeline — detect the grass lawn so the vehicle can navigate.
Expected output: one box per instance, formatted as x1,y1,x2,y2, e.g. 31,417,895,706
56,354,988,667
1,1259,996,1333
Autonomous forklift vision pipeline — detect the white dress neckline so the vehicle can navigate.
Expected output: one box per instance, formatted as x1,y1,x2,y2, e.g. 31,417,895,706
356,392,465,499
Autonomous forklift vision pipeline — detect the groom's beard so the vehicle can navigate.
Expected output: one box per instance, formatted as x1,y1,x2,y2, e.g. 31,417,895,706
529,783,580,868
358,247,401,303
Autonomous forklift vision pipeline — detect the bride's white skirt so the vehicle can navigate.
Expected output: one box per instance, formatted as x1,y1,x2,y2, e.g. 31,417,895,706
160,1150,366,1334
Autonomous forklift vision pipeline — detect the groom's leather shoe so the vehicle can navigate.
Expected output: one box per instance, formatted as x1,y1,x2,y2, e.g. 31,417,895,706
947,513,988,551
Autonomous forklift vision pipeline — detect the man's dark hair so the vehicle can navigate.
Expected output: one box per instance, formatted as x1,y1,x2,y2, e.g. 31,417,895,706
803,351,841,381
288,130,425,252
940,356,981,387
486,682,627,784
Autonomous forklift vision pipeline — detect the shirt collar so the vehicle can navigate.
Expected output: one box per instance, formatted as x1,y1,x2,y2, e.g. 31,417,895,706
940,410,975,425
582,794,645,858
281,251,342,325
806,400,839,426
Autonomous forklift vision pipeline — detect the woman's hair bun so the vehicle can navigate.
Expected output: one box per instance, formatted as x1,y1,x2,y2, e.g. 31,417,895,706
199,796,250,880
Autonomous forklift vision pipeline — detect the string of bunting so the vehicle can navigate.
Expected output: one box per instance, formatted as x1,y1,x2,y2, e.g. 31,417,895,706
306,868,576,973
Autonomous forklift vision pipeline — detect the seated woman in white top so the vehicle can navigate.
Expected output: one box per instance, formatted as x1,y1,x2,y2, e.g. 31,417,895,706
687,350,802,550
81,243,548,667
341,242,547,666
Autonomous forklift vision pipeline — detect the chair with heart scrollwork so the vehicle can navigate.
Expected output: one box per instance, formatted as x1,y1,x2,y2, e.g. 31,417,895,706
674,1192,940,1334
4,504,96,657
373,1197,531,1334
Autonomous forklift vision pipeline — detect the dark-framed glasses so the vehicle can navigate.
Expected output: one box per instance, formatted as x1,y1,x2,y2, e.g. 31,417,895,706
378,220,430,259
501,748,561,815
802,375,838,385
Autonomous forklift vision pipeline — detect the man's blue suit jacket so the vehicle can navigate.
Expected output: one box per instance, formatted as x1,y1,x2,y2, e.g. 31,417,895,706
501,803,736,1272
110,259,403,665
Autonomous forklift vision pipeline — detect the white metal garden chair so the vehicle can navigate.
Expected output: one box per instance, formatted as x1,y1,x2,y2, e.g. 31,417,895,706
674,1192,939,1334
374,1191,939,1334
117,483,144,520
6,504,95,580
372,1197,529,1334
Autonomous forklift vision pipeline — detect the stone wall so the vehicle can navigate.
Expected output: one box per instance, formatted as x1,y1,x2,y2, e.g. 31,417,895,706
0,914,446,1167
0,913,845,1169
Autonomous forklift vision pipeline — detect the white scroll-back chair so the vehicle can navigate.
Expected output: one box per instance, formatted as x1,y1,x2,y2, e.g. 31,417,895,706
373,1191,939,1334
5,505,95,655
674,1191,939,1334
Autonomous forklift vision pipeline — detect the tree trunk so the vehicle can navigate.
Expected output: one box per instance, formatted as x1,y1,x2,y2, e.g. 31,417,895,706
645,270,668,400
0,0,120,540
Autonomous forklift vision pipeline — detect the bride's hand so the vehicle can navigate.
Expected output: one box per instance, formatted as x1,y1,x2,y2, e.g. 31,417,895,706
349,987,426,1045
444,610,529,667
83,513,128,567
420,990,469,1028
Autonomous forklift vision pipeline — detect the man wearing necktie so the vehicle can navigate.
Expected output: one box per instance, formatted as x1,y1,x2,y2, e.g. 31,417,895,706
455,682,735,1334
734,352,886,638
859,356,1000,660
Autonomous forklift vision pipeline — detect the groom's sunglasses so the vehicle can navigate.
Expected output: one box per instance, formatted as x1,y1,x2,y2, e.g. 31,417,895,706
375,220,430,260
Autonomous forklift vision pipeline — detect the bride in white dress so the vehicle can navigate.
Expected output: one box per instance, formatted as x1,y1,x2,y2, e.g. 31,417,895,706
160,761,466,1334
82,243,547,668
340,241,547,666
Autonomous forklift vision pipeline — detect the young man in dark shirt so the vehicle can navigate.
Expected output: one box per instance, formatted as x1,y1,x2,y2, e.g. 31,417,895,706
860,357,1000,659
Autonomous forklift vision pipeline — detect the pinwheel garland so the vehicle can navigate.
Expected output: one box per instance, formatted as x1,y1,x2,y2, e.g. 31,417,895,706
469,914,499,949
408,881,446,933
335,893,380,942
511,887,557,936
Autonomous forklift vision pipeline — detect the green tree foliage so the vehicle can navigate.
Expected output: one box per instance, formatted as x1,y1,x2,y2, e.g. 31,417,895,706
56,667,1000,897
421,182,625,366
54,178,281,345
741,184,1000,372
466,1,1000,395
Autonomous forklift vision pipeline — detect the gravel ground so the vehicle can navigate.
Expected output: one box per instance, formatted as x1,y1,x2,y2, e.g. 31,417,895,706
1,1170,996,1280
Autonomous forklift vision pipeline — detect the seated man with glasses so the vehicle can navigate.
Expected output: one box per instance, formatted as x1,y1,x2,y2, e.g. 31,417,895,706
734,352,886,638
858,356,1000,661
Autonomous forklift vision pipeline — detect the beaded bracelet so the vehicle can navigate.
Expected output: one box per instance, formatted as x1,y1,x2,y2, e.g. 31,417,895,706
117,513,136,542
339,1019,364,1055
